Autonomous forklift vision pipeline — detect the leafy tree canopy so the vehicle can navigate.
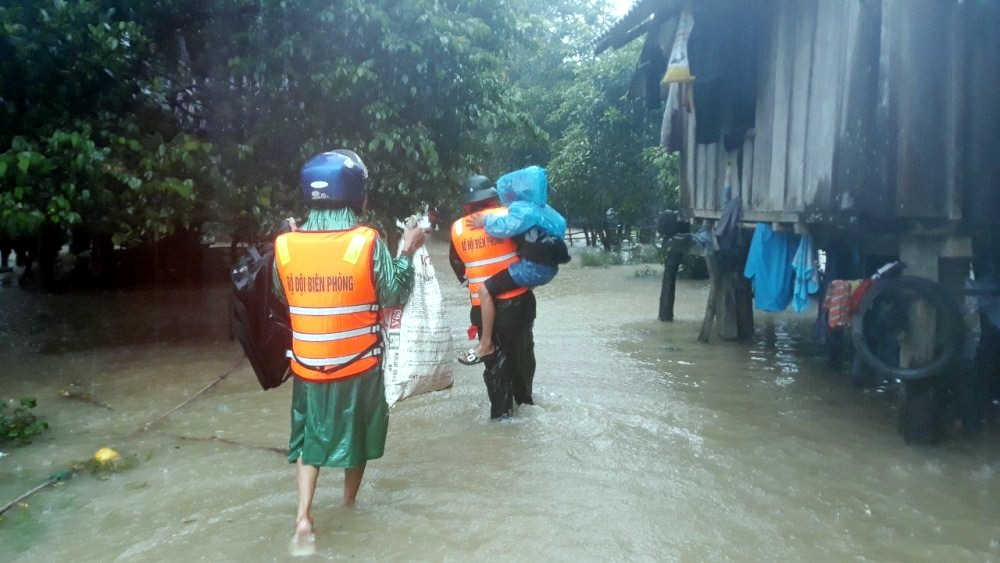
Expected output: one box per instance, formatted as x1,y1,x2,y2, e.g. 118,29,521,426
0,0,679,283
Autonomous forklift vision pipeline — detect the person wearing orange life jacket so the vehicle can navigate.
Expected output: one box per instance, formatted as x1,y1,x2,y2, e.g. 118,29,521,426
458,166,568,365
274,149,426,556
449,175,537,419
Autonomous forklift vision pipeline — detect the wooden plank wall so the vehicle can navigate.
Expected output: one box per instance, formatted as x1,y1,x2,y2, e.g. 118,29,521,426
684,0,871,219
750,0,864,214
681,98,749,215
881,0,964,220
682,0,994,224
681,96,725,214
961,4,1000,234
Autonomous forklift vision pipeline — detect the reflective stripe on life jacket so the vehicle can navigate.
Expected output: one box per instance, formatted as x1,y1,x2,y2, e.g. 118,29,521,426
275,226,381,381
451,207,528,307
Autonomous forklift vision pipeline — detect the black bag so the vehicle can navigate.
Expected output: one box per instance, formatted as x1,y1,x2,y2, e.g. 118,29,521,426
518,227,571,265
230,244,292,390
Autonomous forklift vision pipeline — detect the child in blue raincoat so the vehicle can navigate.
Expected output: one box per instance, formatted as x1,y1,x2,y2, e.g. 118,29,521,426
460,166,570,364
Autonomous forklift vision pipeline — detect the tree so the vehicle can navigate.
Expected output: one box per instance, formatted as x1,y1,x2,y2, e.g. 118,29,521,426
0,1,145,235
122,0,538,237
543,36,678,249
1,0,540,286
486,0,620,172
1,0,678,288
484,0,679,250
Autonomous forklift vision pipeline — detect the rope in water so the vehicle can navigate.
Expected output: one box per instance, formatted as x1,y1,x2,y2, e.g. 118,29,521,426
1,354,247,516
0,471,72,516
132,354,246,435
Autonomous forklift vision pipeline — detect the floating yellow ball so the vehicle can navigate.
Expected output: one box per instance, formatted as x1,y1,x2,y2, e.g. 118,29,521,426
94,447,121,463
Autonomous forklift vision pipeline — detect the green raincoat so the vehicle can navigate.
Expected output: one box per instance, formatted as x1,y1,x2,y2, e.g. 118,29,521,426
274,208,414,467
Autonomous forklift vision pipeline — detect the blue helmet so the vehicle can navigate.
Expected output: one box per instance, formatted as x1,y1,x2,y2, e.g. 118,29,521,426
299,150,369,209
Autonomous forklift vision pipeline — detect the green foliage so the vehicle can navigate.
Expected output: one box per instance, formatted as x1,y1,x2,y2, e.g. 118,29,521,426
543,44,680,248
0,398,49,446
0,1,147,148
633,265,659,278
108,130,227,244
679,254,709,279
578,248,624,268
629,243,664,265
486,0,618,171
2,0,544,251
1,0,680,273
132,0,538,232
0,127,109,238
579,242,663,269
80,453,139,479
0,1,214,248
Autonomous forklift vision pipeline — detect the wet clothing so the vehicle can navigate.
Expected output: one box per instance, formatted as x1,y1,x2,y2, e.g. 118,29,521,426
287,371,389,466
275,208,414,468
743,223,796,311
476,292,536,418
450,207,529,307
492,166,566,238
505,227,566,288
483,268,519,297
791,234,819,313
485,167,568,290
448,227,567,292
489,242,558,288
275,227,381,381
450,210,538,418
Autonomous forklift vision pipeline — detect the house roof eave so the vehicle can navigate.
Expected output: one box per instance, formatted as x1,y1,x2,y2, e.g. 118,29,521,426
593,0,685,54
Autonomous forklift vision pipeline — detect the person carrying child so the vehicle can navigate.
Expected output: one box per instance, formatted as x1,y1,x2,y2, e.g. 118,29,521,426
457,166,569,365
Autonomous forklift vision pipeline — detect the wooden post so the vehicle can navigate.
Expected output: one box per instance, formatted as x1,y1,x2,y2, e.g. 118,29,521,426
734,240,754,340
735,274,754,340
900,300,936,369
658,234,692,321
718,269,739,340
699,250,722,342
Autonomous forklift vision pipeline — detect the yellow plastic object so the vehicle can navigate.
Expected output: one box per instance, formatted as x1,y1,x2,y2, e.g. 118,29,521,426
94,447,121,463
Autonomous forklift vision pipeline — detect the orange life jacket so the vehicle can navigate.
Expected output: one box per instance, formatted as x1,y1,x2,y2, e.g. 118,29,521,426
451,207,528,307
275,226,381,381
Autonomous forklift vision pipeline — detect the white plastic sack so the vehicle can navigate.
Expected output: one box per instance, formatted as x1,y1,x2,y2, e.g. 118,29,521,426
381,244,454,407
662,9,695,84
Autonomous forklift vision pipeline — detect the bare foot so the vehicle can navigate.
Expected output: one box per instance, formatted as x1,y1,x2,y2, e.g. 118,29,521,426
289,517,316,557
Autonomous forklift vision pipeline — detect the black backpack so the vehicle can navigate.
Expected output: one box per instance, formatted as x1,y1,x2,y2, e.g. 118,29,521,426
518,227,571,265
230,244,292,390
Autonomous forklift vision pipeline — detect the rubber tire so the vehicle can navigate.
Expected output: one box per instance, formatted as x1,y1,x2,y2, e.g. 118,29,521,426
851,275,963,381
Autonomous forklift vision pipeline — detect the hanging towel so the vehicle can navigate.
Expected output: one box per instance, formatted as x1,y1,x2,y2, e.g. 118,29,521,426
743,223,796,311
792,234,819,312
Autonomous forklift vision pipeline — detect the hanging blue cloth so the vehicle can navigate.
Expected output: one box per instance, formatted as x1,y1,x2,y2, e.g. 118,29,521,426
791,234,819,312
743,223,797,311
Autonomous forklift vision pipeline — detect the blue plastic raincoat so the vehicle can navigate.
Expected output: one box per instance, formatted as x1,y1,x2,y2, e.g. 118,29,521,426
483,166,566,288
485,166,567,239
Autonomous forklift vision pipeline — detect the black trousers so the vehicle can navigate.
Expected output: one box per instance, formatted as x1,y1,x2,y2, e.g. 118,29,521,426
473,292,536,418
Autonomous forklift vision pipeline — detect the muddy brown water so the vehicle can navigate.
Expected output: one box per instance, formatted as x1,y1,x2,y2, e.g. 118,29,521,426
1,237,999,562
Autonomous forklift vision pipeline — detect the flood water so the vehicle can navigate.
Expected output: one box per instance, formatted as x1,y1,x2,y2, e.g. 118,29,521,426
1,236,999,562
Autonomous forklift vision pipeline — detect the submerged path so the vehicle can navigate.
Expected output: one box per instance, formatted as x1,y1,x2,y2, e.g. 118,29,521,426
1,236,999,561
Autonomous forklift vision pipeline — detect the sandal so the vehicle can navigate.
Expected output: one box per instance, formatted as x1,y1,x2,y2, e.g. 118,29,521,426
458,347,494,366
